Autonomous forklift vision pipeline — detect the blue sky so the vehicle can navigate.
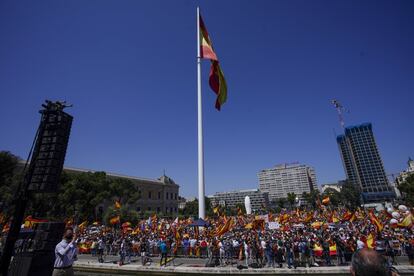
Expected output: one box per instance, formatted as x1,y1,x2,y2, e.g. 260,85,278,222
1,0,413,197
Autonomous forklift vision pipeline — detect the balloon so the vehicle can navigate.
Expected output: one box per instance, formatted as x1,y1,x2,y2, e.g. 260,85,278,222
244,196,252,215
390,218,398,225
398,205,407,212
405,210,411,215
387,208,394,214
392,212,400,219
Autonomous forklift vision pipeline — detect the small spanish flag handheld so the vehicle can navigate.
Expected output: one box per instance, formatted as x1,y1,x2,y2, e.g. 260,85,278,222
322,196,330,205
109,216,120,225
368,210,383,232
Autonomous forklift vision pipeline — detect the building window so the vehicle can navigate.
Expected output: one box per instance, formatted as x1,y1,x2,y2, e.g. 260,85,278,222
137,207,141,212
148,191,152,199
157,207,160,213
166,193,169,200
158,192,161,199
166,207,169,213
174,207,177,212
175,193,177,200
148,207,151,211
170,207,173,213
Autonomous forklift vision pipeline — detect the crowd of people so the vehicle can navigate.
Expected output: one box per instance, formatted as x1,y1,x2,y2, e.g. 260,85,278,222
71,204,413,270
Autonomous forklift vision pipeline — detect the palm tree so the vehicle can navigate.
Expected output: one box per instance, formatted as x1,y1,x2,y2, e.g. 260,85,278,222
286,192,296,209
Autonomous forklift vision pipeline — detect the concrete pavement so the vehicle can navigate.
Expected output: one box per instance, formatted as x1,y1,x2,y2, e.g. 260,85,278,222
74,254,414,275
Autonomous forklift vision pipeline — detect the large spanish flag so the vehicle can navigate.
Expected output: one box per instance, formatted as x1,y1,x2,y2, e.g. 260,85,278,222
199,14,227,110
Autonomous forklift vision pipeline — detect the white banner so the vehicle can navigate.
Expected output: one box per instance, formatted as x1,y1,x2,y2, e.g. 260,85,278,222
268,222,280,230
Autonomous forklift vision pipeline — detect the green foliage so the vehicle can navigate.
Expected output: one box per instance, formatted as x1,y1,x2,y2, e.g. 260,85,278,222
103,206,139,225
276,198,286,209
302,189,320,208
179,198,198,217
179,197,212,218
398,174,414,206
0,151,21,216
286,192,296,209
339,181,361,210
322,188,341,207
0,149,143,223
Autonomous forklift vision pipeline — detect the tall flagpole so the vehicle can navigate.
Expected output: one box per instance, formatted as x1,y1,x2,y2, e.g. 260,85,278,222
197,6,205,219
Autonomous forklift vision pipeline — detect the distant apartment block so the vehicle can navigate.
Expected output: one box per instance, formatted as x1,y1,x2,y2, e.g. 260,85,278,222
208,189,269,211
258,163,317,203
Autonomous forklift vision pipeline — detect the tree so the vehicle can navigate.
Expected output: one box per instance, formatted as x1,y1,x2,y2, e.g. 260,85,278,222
0,151,21,216
104,206,139,225
276,198,286,209
398,174,414,206
286,192,296,209
339,181,361,210
322,188,341,207
180,198,198,217
302,189,320,209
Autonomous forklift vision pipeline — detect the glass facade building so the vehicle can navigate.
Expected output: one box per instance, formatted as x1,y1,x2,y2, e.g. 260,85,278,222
337,123,394,202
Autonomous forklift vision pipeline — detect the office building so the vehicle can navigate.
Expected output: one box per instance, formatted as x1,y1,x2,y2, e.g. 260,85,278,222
396,158,414,184
393,158,414,198
336,123,394,202
208,189,269,211
258,163,318,203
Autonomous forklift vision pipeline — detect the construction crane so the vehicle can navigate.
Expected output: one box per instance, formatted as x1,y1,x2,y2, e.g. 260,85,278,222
331,99,346,129
331,99,363,197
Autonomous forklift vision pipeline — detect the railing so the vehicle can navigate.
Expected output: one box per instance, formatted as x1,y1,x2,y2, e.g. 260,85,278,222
84,244,409,260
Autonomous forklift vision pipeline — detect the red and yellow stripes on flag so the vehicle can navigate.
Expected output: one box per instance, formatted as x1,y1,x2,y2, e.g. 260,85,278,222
329,211,340,223
215,217,234,236
24,216,48,228
342,210,357,222
2,222,10,233
78,220,88,231
199,13,227,111
322,196,330,205
279,213,289,224
213,206,221,216
304,212,314,223
65,217,74,227
397,213,413,228
110,216,120,225
237,207,243,216
368,210,383,232
366,233,375,249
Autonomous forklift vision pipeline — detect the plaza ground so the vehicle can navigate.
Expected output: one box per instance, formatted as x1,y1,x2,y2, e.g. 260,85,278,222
74,254,414,275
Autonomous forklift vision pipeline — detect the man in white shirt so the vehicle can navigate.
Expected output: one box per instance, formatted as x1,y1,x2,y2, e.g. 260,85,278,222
53,227,78,276
356,237,366,250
